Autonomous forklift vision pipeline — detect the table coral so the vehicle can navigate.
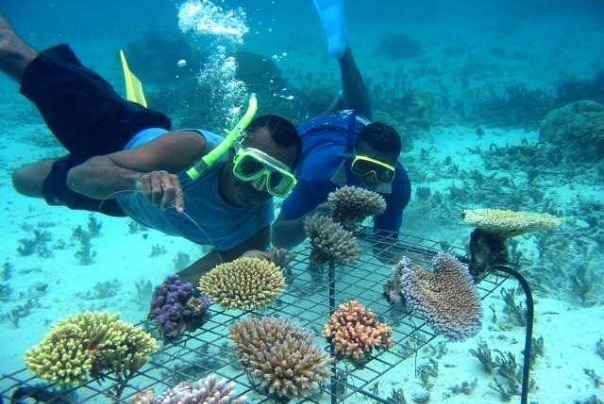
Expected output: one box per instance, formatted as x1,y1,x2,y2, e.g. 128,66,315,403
463,208,562,239
324,300,393,361
398,254,482,341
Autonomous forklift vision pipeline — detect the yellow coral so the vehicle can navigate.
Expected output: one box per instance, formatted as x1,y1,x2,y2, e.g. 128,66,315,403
200,257,285,311
25,312,158,386
463,208,563,238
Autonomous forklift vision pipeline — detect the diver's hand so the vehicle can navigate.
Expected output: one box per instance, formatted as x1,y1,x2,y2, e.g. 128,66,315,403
310,202,332,217
243,248,296,269
136,170,185,212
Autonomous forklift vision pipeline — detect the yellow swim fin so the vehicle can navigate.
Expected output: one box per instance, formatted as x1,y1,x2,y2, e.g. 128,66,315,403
119,49,148,107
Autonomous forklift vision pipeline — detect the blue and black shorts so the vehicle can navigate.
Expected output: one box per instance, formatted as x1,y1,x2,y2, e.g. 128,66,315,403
19,44,171,216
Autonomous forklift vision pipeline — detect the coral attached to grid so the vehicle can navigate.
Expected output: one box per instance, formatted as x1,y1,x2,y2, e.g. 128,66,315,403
200,256,285,310
148,274,211,342
324,300,393,361
131,373,247,404
25,311,158,386
231,316,331,399
462,208,562,239
327,185,386,229
304,214,359,266
398,253,482,341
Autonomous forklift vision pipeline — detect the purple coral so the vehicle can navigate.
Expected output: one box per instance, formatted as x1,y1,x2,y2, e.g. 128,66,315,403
398,254,482,341
131,374,247,404
148,275,211,341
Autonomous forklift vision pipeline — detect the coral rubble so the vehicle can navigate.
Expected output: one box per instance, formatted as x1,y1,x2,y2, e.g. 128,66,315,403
324,300,393,361
200,257,285,311
231,316,330,399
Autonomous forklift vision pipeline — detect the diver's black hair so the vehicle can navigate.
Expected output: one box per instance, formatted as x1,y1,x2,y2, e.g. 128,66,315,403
247,114,302,166
357,122,402,154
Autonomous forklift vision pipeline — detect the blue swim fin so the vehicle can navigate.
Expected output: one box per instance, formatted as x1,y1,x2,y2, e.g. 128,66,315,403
313,0,347,58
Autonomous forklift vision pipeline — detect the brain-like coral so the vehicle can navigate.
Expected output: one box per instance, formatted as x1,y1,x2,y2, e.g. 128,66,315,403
231,316,331,399
463,208,562,239
304,215,359,266
148,275,211,342
200,257,285,311
324,300,393,361
131,374,247,404
25,312,158,386
327,185,386,229
398,254,482,341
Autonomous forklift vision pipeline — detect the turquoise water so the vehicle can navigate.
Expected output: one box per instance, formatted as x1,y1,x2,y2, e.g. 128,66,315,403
0,1,603,403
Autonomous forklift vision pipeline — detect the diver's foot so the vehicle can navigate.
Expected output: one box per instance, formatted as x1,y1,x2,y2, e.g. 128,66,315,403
0,16,38,82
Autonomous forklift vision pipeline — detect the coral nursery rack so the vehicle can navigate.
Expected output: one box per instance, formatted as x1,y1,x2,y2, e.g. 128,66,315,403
0,227,509,403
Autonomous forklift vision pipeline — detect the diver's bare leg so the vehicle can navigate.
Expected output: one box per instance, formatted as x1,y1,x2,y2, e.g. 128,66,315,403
339,47,372,119
0,16,38,82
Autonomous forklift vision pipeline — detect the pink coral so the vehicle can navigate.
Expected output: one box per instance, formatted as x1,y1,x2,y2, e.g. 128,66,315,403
398,253,482,341
323,300,393,361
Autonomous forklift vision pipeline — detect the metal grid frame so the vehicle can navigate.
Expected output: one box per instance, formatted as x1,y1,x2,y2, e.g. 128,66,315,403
0,229,509,403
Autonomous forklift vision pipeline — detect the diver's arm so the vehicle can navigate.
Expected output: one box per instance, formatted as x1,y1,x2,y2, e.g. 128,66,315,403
272,202,332,249
177,226,270,284
271,212,307,249
67,130,206,200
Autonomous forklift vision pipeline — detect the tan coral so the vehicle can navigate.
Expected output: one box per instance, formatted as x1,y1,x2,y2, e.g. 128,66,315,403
463,208,562,238
304,215,359,266
200,257,285,311
231,317,331,399
25,312,158,386
327,185,386,229
323,300,393,361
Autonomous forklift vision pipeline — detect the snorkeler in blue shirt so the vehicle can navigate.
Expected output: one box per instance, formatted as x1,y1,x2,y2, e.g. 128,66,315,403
0,15,301,284
272,0,412,263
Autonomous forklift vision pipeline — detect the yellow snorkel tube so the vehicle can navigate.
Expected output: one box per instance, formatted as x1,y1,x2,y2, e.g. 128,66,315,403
186,93,258,180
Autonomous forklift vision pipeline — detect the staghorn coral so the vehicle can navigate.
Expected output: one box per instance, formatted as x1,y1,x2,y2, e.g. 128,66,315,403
327,185,386,230
398,254,482,341
25,312,158,386
148,275,211,342
324,300,393,361
131,373,247,404
200,257,284,311
462,208,562,239
231,316,330,400
304,215,359,266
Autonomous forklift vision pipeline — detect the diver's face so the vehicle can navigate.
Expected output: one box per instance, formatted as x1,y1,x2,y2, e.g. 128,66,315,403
351,141,398,189
227,127,298,206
